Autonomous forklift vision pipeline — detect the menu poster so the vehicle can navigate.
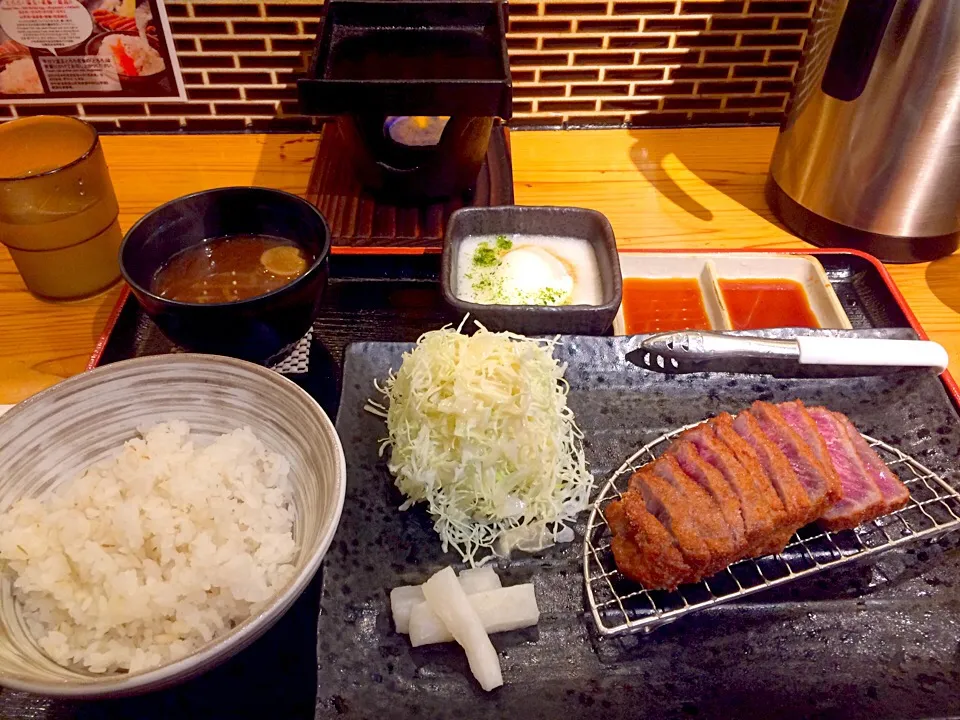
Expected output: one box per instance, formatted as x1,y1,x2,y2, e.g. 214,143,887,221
0,0,185,103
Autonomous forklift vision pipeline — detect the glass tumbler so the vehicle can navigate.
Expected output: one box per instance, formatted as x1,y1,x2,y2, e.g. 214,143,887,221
0,116,122,299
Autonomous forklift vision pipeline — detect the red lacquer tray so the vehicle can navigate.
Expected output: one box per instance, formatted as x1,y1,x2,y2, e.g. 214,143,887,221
50,246,959,720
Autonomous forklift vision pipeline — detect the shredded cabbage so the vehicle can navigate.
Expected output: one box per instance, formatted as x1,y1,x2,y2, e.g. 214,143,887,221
366,321,593,565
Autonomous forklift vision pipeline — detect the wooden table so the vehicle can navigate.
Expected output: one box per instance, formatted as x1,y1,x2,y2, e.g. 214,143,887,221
2,127,958,403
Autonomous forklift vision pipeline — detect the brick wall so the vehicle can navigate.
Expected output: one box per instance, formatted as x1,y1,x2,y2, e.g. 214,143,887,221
0,0,814,132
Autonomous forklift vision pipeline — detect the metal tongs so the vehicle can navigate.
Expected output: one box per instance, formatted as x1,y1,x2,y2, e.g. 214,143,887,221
626,330,949,376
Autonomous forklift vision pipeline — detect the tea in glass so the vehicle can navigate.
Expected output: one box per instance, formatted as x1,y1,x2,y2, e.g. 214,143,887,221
0,116,122,299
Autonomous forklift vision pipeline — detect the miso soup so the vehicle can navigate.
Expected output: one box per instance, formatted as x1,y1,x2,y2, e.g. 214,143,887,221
152,235,311,304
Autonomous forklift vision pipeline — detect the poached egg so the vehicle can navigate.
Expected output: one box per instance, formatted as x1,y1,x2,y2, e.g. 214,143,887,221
498,245,575,305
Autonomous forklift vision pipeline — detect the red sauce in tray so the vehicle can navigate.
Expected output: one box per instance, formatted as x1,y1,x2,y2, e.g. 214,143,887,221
622,277,712,334
719,278,820,330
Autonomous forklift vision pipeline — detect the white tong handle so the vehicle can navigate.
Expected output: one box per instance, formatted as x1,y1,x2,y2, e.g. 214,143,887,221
797,337,949,372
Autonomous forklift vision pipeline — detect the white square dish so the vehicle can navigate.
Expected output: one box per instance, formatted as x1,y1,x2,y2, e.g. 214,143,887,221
613,252,852,336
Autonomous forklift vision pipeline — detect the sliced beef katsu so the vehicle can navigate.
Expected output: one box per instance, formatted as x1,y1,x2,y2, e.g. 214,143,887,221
607,402,913,591
747,401,840,520
709,414,788,517
806,406,885,531
710,413,802,555
671,439,747,554
777,400,842,494
628,467,713,576
682,420,782,552
649,454,740,570
606,491,694,590
732,410,813,534
833,411,910,514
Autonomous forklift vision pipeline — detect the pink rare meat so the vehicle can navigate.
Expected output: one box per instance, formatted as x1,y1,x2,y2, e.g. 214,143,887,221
832,411,910,514
806,406,885,531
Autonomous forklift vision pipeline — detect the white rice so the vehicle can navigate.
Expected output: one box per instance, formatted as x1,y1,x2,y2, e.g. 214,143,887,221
0,58,42,95
0,421,298,674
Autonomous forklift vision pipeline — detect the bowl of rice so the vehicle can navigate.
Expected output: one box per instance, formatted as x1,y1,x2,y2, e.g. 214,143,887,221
0,354,345,697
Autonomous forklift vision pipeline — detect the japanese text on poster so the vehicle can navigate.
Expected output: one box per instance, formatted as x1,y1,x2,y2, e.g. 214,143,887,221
0,0,185,102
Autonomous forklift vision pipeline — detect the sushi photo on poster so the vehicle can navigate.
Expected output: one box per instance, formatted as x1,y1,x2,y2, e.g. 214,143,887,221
0,0,185,102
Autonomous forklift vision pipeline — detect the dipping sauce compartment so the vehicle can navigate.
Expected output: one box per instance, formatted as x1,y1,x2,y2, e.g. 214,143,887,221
614,252,851,335
718,278,819,330
613,253,727,335
621,277,712,334
710,254,851,331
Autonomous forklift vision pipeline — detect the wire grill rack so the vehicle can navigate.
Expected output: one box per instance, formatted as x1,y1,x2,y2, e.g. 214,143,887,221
583,423,960,637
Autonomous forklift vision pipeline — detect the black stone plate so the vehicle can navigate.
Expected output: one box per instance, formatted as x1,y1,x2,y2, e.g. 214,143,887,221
321,333,960,720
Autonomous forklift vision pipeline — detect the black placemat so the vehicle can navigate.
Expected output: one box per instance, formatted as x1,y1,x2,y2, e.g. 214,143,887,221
321,334,960,720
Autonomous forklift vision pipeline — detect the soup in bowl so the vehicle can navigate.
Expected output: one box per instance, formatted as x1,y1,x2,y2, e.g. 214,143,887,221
152,234,313,304
119,187,331,364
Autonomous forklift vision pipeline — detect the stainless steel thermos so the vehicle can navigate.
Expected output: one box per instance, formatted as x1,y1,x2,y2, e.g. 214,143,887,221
767,0,960,262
